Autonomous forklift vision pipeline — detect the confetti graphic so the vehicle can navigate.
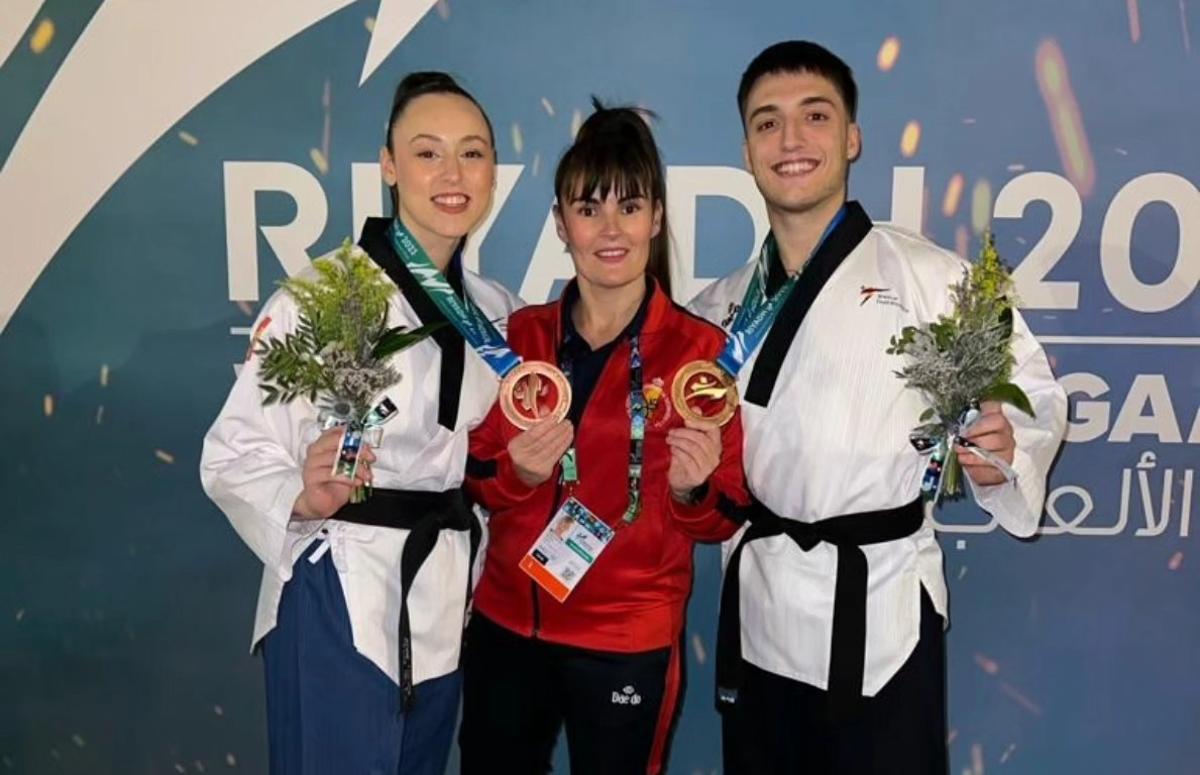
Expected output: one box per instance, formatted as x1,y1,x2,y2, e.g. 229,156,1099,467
942,173,964,218
511,122,523,155
309,147,329,175
998,681,1044,716
691,632,707,664
1182,0,1193,53
1035,39,1096,197
970,178,992,234
970,743,984,775
973,653,1000,676
570,108,583,139
900,120,921,158
315,77,332,176
29,18,54,54
877,36,901,71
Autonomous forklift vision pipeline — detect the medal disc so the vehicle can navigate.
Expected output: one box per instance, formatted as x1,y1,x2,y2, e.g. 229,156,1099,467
670,360,738,426
499,361,573,430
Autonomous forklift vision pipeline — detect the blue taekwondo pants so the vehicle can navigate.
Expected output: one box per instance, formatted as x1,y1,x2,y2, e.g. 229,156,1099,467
261,542,461,775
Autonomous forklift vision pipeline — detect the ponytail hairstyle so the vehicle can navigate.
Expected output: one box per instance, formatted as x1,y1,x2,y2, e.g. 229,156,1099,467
383,71,496,216
553,98,672,298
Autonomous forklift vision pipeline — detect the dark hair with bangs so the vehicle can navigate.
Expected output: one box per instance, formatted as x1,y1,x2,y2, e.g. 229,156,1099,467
384,71,495,216
737,41,858,129
554,98,672,298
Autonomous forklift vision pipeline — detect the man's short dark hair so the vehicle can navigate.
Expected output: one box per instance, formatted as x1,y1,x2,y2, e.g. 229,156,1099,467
737,41,859,126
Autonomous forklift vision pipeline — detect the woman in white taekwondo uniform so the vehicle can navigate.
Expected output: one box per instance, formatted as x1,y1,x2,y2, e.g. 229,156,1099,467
200,72,520,775
688,43,1068,773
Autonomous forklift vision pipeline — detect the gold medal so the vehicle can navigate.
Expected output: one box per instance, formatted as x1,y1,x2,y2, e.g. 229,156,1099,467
670,360,738,426
499,361,573,430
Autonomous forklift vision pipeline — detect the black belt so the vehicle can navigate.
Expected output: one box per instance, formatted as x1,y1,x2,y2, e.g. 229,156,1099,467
715,496,924,718
334,487,480,712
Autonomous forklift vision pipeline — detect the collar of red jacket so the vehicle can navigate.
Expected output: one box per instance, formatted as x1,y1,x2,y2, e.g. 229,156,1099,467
552,275,671,347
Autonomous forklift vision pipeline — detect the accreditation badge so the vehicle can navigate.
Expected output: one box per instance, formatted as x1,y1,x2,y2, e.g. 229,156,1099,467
518,497,614,602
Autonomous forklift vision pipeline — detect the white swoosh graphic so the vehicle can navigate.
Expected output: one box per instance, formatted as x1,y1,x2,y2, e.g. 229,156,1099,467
0,0,45,71
0,0,435,334
361,0,437,85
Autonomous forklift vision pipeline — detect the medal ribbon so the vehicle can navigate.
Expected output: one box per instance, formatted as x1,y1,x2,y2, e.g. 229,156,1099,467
715,207,846,377
559,335,647,525
388,218,521,378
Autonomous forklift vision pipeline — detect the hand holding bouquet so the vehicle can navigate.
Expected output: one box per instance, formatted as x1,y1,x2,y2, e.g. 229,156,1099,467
886,233,1034,503
254,240,442,502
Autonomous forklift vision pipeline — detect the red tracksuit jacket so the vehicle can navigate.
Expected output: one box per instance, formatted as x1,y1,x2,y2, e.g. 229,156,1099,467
465,281,748,653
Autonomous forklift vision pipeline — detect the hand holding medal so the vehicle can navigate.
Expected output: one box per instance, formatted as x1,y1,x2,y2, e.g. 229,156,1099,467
507,417,576,488
666,421,723,501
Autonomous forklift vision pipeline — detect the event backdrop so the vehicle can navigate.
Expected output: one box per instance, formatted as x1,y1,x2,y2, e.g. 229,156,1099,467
2,1,1197,772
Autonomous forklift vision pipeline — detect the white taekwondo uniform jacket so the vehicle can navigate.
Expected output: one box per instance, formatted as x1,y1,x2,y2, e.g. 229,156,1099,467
689,202,1067,696
201,217,521,686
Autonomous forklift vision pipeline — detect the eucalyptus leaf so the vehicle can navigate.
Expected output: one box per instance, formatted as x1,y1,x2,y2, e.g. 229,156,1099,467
981,381,1035,418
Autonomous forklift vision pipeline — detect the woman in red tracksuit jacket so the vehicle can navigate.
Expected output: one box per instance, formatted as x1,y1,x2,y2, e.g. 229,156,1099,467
457,102,748,775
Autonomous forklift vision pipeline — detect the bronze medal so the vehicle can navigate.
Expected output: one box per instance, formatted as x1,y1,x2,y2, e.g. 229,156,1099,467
499,361,573,430
670,360,738,426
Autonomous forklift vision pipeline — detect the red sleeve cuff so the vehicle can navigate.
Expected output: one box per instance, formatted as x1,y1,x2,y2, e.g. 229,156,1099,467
492,452,540,505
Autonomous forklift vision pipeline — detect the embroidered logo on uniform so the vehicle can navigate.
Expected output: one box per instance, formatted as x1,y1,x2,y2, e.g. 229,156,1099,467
243,315,272,362
627,377,673,429
859,286,890,305
859,285,908,312
612,685,643,706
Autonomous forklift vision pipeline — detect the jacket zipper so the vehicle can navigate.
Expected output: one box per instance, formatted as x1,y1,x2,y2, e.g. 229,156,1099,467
531,332,626,637
531,476,564,639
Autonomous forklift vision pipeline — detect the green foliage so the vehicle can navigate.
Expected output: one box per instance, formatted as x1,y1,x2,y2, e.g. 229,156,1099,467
253,240,440,417
256,315,330,405
279,240,393,352
889,230,1035,426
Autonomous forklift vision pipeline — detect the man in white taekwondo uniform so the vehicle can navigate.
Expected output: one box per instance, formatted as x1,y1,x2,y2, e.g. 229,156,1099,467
689,41,1067,773
201,215,519,772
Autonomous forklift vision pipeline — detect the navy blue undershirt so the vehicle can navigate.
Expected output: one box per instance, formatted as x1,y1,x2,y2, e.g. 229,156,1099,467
557,278,652,427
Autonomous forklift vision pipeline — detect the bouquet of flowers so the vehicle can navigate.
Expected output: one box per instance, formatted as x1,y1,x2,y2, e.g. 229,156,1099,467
886,232,1035,503
254,240,442,501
